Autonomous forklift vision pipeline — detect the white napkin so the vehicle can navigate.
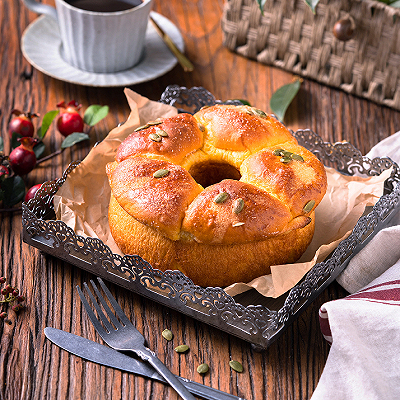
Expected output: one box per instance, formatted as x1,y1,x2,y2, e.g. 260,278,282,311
312,262,400,400
337,131,400,293
311,131,400,400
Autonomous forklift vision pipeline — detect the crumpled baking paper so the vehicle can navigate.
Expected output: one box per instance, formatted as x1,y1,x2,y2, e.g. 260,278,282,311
54,88,391,298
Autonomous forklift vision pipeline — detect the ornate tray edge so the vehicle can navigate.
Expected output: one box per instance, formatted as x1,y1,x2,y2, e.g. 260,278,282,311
21,86,400,349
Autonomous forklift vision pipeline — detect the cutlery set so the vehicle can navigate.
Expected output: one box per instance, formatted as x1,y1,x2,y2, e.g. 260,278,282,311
45,277,244,400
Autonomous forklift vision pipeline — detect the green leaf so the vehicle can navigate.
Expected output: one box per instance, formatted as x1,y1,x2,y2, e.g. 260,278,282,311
1,175,25,207
256,0,267,13
37,110,59,139
270,78,302,122
33,141,46,159
83,105,109,127
0,136,3,152
11,132,22,149
61,132,90,149
304,0,320,13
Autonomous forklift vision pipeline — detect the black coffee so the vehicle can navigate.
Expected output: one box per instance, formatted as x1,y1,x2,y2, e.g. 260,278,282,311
66,0,142,12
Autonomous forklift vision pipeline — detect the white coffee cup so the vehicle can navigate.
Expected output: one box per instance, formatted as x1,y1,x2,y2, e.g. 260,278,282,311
23,0,153,73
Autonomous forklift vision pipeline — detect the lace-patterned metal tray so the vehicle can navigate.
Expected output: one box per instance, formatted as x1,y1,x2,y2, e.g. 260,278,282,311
22,86,400,349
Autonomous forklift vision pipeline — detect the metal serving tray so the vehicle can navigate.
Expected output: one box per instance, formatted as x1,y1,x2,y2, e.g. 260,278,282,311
22,86,400,349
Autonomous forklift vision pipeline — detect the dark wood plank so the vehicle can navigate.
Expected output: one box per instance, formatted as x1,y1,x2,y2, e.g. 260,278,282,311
1,0,399,399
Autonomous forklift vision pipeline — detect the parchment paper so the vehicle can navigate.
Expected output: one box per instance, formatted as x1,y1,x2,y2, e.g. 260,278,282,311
54,88,391,298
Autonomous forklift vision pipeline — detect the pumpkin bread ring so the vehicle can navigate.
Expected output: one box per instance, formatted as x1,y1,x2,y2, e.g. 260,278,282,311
106,105,327,287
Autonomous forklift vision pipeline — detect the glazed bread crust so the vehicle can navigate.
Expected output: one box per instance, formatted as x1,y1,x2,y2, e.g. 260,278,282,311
107,156,202,240
107,104,327,287
109,193,316,288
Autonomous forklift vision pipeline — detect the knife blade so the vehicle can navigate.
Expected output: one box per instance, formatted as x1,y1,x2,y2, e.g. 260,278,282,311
44,327,245,400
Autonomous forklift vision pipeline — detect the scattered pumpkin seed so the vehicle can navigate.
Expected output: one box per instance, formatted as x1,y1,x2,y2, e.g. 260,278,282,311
198,123,206,132
149,133,162,142
153,169,170,178
162,329,173,341
303,200,315,213
156,128,169,137
134,124,150,132
214,192,229,204
273,148,304,163
197,363,209,374
147,120,163,126
229,360,243,373
280,156,292,164
134,120,162,132
291,153,304,162
174,344,189,353
273,148,285,156
233,198,244,214
251,107,267,118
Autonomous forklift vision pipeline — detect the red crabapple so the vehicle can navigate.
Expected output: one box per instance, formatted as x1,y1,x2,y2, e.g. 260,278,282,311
8,109,39,138
56,100,84,137
8,137,38,176
24,183,42,202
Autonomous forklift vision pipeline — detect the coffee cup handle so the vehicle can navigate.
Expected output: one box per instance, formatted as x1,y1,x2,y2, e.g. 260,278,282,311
23,0,58,21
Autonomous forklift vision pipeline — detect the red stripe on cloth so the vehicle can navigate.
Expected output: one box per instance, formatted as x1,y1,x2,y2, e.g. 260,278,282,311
346,287,400,303
355,280,400,293
350,298,400,306
319,308,332,344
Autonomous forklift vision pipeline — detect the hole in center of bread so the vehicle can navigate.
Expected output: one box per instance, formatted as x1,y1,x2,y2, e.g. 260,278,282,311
188,161,241,187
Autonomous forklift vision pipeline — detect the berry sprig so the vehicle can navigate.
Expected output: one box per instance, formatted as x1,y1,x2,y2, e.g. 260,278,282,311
0,277,25,322
0,101,109,212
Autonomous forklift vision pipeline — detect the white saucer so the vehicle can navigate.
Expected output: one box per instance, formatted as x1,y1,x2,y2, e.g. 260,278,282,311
21,12,184,87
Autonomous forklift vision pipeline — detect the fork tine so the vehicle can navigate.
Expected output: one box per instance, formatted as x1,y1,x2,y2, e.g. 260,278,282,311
83,281,121,332
88,280,123,329
97,277,132,326
77,285,109,336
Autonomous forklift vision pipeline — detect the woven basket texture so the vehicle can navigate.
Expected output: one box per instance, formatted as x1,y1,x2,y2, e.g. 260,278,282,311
222,0,400,111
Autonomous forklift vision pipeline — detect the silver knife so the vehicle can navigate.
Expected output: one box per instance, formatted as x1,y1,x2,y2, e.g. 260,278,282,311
44,327,245,400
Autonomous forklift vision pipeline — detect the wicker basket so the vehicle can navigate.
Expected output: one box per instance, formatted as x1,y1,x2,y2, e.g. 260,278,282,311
222,0,400,111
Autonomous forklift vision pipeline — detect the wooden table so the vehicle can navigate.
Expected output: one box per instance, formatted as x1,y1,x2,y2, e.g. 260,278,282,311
1,1,399,399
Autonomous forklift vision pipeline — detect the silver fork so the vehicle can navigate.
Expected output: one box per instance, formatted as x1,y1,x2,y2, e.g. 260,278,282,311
77,278,196,400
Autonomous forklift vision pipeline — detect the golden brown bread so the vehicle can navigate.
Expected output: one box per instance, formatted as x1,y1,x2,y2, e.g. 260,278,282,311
195,104,296,153
106,104,328,287
107,156,202,240
181,179,311,244
115,113,203,164
108,193,316,288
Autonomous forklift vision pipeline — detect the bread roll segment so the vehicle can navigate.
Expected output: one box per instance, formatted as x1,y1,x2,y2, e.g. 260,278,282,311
181,179,309,244
115,113,203,164
107,156,202,240
108,193,316,288
195,104,297,152
240,142,327,217
106,104,327,287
